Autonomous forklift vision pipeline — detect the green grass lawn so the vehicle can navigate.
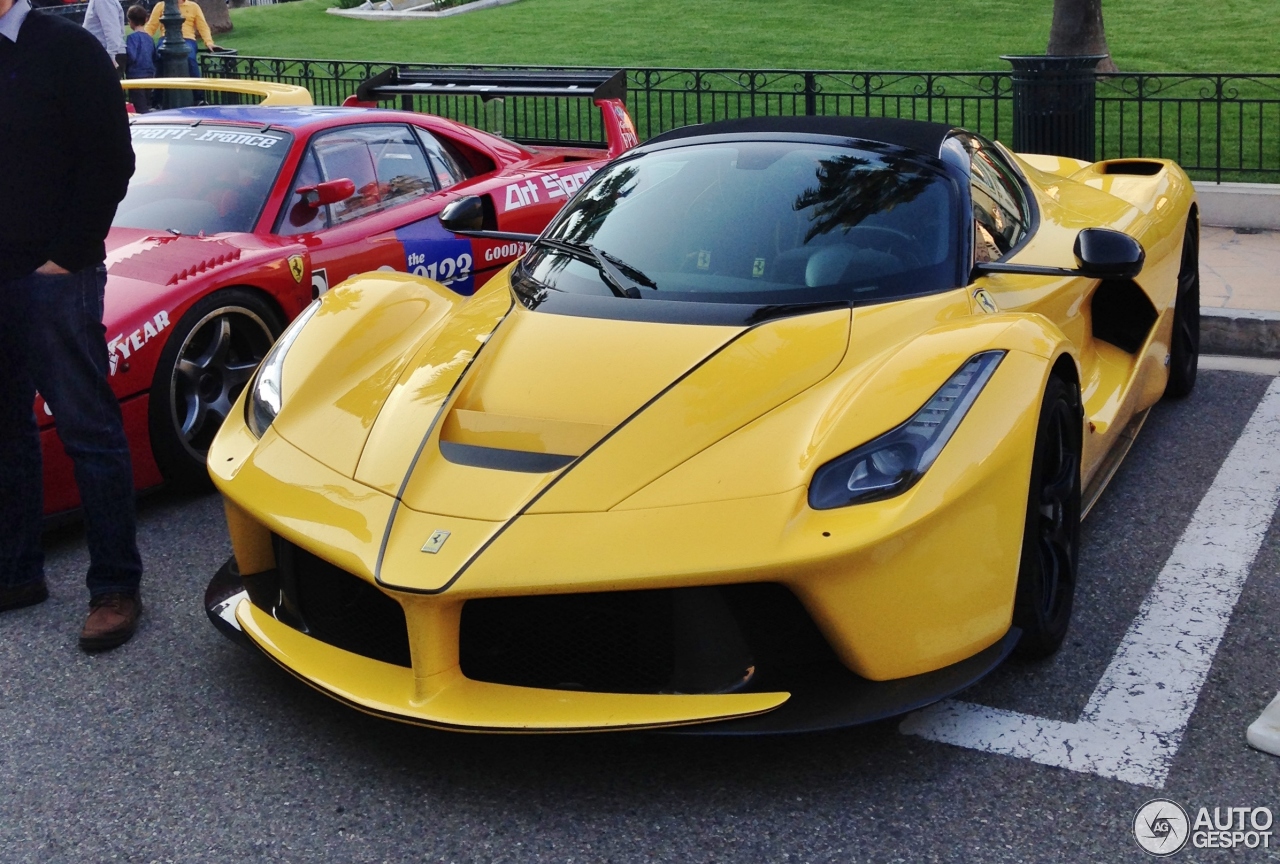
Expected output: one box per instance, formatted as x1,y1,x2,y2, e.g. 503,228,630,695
218,0,1279,72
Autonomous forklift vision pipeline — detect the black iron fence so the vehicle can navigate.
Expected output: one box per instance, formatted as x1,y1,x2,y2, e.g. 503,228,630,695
34,0,132,24
199,55,1280,183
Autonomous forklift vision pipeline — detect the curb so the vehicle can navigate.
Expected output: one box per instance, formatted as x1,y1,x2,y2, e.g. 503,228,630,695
1201,308,1280,359
1193,182,1280,231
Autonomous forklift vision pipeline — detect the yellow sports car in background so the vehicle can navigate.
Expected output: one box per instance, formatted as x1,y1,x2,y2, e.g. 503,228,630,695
204,115,1199,733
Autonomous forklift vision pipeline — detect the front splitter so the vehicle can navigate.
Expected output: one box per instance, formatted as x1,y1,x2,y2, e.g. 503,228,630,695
205,556,1017,734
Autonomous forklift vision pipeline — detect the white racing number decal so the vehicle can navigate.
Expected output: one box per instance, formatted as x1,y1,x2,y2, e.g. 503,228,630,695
501,167,597,212
108,310,170,375
408,251,473,285
311,267,329,299
396,216,479,295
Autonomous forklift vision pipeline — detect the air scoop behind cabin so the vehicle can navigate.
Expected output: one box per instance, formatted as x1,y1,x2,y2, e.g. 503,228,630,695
204,114,1199,734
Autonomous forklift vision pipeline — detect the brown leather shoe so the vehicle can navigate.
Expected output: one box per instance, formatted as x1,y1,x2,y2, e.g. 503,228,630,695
0,580,48,612
79,593,142,652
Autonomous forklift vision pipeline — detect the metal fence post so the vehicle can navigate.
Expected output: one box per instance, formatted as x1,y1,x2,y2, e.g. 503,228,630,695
1002,55,1104,160
803,71,817,116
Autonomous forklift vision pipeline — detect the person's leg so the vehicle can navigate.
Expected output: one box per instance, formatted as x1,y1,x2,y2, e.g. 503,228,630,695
28,266,142,601
184,38,199,77
0,274,48,608
128,84,150,113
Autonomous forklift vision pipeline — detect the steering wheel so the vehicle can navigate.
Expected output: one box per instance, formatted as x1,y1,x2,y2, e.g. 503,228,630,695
846,226,926,269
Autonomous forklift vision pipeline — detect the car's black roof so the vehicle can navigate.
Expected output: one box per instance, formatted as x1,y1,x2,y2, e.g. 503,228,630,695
643,116,957,158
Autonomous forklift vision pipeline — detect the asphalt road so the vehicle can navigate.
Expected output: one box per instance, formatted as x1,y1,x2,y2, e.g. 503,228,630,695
3,368,1280,863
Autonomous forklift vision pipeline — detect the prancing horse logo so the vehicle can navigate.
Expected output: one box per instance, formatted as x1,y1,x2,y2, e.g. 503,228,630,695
421,530,450,554
288,254,305,283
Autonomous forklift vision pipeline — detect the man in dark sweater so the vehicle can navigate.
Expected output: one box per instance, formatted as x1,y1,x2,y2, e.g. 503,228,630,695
0,0,142,650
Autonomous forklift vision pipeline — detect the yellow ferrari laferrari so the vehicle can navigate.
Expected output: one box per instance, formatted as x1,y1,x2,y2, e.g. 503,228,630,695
204,116,1199,733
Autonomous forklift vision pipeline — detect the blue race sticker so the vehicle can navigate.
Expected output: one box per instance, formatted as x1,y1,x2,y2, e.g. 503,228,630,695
395,217,476,295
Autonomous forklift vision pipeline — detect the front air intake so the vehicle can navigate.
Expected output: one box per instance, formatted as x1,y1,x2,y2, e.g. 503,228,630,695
459,583,837,694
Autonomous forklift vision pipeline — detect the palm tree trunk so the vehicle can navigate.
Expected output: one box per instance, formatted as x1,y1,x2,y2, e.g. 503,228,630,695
1048,0,1116,72
195,0,233,35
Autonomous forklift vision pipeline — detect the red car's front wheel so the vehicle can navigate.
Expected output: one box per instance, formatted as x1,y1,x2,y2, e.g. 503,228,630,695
149,288,282,490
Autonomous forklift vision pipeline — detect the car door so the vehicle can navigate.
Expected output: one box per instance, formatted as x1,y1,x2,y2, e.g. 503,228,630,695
963,134,1135,484
964,134,1088,345
275,122,538,299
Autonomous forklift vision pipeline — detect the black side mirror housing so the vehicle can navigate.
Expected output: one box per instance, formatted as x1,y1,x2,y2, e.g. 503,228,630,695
440,195,486,233
974,227,1146,281
1073,228,1145,279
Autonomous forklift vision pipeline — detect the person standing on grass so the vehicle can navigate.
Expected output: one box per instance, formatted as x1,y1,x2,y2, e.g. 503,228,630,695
143,0,214,78
83,0,126,69
0,0,142,651
124,4,157,112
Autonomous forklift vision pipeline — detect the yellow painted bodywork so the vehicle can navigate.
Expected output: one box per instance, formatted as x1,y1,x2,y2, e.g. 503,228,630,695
208,149,1198,731
236,599,788,731
122,78,313,106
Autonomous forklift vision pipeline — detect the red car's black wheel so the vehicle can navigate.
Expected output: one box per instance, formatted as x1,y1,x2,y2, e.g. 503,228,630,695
149,289,281,490
1164,215,1200,399
1012,375,1082,660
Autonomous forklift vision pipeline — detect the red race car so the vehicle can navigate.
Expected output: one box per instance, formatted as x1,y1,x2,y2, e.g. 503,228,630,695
41,70,637,515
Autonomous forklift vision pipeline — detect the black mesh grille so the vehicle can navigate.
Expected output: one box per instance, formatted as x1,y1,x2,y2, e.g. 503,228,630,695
459,584,836,694
460,590,676,693
277,539,412,668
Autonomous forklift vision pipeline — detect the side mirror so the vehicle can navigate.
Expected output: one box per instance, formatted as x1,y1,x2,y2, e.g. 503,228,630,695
298,178,355,208
1073,228,1145,279
973,227,1146,281
440,195,486,232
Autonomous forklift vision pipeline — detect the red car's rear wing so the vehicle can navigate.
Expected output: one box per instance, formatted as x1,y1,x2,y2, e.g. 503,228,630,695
344,69,639,159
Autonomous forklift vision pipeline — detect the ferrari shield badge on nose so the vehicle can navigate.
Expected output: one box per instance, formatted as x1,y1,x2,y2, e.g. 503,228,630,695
288,255,305,283
421,530,450,554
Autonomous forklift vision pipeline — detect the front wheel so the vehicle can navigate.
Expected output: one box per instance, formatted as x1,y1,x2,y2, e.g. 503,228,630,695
1164,216,1200,399
149,289,281,490
1012,376,1082,659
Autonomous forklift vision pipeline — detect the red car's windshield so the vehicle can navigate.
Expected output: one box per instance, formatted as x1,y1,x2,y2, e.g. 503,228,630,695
113,123,292,235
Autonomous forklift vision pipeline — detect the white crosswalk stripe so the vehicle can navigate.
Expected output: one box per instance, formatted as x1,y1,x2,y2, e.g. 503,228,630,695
901,376,1280,788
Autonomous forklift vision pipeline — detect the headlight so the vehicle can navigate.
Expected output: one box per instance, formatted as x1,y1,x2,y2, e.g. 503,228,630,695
808,351,1005,509
245,299,321,439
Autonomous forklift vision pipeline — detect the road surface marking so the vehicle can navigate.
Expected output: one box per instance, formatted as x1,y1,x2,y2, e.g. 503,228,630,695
900,377,1280,787
1200,355,1280,376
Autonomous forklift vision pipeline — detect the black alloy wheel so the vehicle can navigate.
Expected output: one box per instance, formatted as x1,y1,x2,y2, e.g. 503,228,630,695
149,288,281,490
1164,215,1200,399
1012,375,1082,659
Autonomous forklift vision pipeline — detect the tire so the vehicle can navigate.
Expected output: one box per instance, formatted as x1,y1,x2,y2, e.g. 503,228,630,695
1012,375,1082,660
1164,215,1200,399
149,289,282,490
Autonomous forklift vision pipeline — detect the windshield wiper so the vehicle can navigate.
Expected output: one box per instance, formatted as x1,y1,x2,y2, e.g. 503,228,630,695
536,238,657,299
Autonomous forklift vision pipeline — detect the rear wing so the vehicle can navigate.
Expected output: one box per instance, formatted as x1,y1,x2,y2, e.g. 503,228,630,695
121,78,314,107
344,69,638,159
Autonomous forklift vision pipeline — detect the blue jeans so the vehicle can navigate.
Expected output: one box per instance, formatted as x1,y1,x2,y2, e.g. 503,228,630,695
185,38,200,78
0,266,142,598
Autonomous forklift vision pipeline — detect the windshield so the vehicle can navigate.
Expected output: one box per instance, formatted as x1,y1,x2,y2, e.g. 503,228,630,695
521,141,962,306
113,124,292,235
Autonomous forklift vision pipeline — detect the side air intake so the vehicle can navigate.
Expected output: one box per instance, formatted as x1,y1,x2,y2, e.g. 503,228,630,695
1091,279,1158,354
